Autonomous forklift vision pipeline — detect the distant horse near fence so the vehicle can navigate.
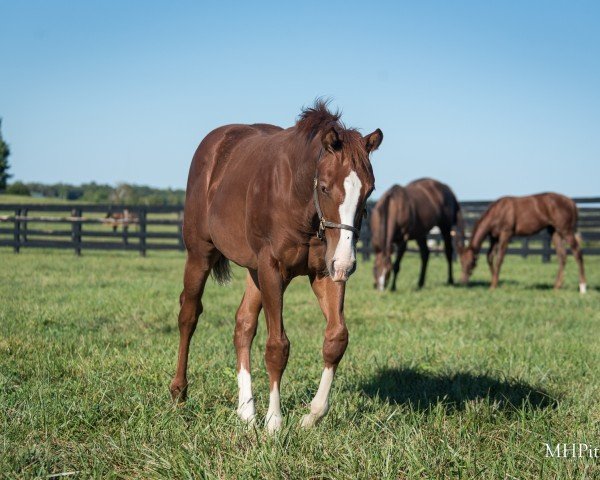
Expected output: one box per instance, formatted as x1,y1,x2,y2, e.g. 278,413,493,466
105,209,139,232
370,178,464,291
460,192,587,293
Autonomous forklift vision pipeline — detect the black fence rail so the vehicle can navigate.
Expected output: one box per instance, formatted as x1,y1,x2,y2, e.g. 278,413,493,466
1,197,600,260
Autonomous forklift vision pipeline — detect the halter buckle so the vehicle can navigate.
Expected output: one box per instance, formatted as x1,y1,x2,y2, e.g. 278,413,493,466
317,218,326,240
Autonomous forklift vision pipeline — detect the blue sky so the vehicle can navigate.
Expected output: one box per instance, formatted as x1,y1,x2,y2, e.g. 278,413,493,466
1,1,599,199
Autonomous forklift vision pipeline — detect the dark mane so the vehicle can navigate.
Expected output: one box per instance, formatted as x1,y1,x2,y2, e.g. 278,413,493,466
296,99,341,139
296,99,370,169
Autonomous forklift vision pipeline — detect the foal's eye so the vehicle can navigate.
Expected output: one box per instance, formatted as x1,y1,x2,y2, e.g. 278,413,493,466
320,185,329,195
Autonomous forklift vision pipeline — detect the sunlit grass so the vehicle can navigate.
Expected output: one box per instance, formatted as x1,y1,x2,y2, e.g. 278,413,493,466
1,248,599,478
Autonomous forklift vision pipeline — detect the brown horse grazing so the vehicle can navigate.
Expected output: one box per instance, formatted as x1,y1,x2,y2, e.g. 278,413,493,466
460,193,586,292
169,101,382,432
105,209,139,232
371,178,464,291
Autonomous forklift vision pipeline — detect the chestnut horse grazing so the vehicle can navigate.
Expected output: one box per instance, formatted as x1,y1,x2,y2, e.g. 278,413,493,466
371,178,464,291
169,101,382,432
460,193,586,292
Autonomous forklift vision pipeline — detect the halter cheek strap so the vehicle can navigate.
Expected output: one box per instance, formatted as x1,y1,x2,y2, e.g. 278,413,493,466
312,148,361,241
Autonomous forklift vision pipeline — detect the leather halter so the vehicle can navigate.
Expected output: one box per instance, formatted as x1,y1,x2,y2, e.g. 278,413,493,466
313,149,361,241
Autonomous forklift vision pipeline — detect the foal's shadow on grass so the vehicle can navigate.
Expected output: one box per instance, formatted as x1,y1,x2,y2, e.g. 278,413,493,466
527,283,556,291
452,279,519,289
526,283,596,291
359,368,557,412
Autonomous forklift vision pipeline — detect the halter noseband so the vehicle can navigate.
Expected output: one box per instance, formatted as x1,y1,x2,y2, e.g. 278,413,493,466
312,149,361,241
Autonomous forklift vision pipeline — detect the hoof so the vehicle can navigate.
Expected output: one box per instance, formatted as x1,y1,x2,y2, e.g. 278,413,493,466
580,283,587,294
237,402,256,426
169,381,188,403
237,413,256,429
265,414,283,434
300,413,320,429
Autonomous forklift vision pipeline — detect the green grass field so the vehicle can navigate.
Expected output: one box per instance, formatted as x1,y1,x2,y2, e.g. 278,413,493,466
1,248,599,478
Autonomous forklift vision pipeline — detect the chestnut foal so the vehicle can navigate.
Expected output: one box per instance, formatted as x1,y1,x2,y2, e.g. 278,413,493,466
460,193,586,292
169,101,381,432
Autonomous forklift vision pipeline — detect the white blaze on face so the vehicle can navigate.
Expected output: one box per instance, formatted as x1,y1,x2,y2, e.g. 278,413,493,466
332,171,362,278
236,367,255,423
377,274,386,291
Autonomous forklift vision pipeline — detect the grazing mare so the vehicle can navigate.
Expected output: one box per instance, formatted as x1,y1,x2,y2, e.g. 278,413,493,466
460,193,586,292
170,101,382,432
371,178,464,291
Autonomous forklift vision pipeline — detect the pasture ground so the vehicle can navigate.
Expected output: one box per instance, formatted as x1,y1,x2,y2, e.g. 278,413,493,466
1,248,600,479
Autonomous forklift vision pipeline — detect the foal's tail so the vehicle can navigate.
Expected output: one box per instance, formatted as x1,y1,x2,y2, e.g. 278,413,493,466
212,255,232,285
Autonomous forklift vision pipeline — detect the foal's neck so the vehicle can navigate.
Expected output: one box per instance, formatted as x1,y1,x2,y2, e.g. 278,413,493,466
470,213,492,253
289,135,322,198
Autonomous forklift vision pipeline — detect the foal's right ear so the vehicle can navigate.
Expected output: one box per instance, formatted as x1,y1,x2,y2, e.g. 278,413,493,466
321,127,342,152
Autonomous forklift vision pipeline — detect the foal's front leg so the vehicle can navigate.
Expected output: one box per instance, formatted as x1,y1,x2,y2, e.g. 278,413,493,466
301,274,348,428
258,253,290,433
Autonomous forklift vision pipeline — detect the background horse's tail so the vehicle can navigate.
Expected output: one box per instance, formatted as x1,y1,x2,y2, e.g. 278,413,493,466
212,255,232,285
452,199,466,254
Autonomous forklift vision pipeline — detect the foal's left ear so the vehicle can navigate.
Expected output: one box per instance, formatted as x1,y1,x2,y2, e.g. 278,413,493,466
364,129,383,153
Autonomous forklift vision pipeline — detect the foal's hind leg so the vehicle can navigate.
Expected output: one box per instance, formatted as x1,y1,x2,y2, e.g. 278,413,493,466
441,228,454,284
564,232,587,293
552,232,567,290
170,248,218,401
234,270,262,424
301,274,348,428
416,237,430,288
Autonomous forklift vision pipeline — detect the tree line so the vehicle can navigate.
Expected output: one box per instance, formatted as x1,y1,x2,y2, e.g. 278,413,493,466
4,181,186,206
0,119,185,206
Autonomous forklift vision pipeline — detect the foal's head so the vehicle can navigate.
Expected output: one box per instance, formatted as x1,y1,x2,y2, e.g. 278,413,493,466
314,126,382,282
460,247,478,284
373,251,393,291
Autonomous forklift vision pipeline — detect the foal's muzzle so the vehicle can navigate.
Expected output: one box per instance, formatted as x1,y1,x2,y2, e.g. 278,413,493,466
330,258,356,283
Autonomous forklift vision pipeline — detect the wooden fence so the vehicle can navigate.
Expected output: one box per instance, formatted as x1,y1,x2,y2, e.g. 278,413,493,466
0,204,183,256
1,197,600,260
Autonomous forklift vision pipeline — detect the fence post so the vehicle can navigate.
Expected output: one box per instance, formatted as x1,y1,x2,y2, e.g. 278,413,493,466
72,207,82,256
178,210,185,251
22,208,28,245
542,232,551,263
139,208,147,257
13,207,21,253
521,238,528,258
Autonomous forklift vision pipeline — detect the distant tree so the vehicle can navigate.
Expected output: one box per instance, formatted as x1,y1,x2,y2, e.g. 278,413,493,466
110,183,137,204
6,181,31,196
0,119,11,191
